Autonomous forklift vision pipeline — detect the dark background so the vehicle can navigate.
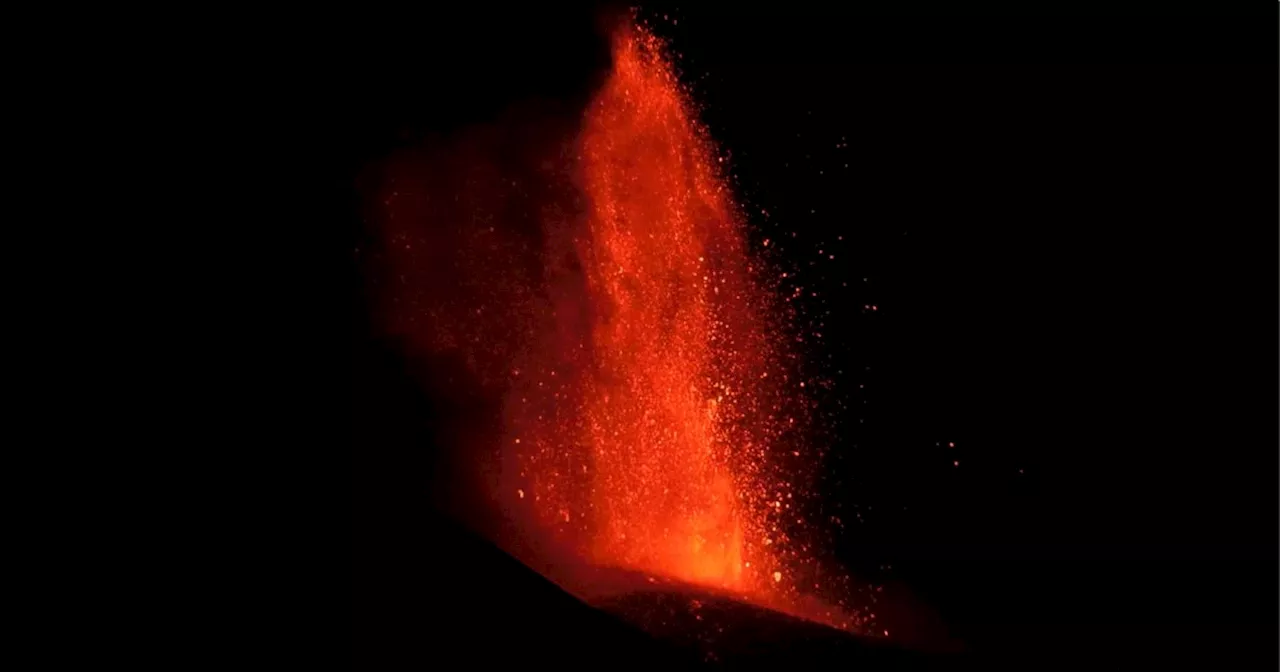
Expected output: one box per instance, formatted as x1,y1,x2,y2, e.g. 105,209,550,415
345,5,1277,669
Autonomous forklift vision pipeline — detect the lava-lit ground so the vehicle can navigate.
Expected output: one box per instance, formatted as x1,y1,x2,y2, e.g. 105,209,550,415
553,562,957,658
592,588,934,667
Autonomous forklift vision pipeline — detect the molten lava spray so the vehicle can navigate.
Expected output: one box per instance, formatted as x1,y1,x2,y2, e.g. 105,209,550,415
373,21,860,631
514,25,801,593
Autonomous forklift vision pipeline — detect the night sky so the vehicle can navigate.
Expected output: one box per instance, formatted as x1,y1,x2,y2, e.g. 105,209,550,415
346,5,1277,669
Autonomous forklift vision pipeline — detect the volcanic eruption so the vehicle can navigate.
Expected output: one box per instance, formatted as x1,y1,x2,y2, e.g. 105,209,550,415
369,19,867,635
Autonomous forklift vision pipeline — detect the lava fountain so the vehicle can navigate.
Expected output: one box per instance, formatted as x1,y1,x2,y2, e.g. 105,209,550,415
371,21,860,632
522,25,801,592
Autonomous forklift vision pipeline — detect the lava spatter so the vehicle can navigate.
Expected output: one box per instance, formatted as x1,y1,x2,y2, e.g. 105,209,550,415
504,22,847,624
373,20,862,634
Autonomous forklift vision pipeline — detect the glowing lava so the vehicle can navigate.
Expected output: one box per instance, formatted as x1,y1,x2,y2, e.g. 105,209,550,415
507,23,823,611
372,20,861,632
570,26,767,589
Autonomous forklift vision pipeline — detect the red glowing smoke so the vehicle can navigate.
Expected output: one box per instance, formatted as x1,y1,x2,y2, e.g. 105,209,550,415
369,21,859,631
